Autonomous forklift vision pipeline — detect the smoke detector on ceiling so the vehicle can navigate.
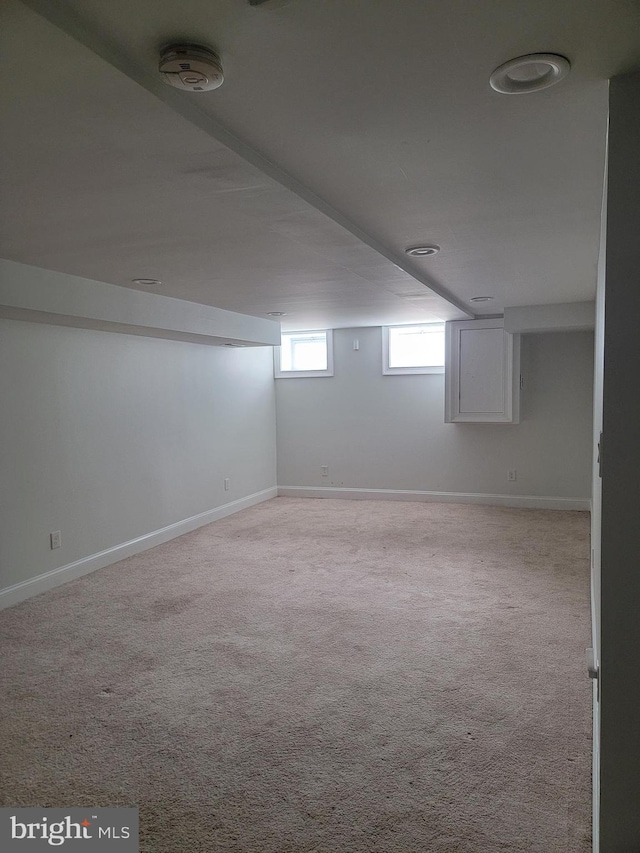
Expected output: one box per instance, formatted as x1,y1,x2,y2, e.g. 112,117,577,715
159,44,224,92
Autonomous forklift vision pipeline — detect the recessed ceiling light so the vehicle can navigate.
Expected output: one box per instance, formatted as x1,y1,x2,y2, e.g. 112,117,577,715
490,53,570,95
132,278,161,286
470,296,494,303
405,245,440,257
267,311,287,317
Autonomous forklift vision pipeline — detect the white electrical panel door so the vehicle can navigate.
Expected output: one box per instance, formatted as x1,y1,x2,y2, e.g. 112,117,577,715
459,327,505,414
445,319,520,423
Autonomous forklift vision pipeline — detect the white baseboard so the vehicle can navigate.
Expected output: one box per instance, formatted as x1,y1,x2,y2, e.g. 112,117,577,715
277,486,590,511
0,486,277,611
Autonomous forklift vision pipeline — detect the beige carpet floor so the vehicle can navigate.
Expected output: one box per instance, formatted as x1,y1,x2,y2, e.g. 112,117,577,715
0,498,591,852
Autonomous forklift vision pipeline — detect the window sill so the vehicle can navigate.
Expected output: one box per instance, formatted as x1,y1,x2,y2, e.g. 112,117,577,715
275,369,334,379
383,366,444,375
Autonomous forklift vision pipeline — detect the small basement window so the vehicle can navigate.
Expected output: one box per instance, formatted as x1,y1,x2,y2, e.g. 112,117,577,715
275,330,334,378
382,323,445,374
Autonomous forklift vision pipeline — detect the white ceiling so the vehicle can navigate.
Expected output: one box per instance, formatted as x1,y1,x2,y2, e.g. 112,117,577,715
2,0,640,330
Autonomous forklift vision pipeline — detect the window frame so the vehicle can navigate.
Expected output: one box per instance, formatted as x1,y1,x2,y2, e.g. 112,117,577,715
274,329,334,379
382,323,445,375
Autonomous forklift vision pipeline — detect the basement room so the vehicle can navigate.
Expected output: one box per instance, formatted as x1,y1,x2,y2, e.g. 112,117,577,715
1,1,640,851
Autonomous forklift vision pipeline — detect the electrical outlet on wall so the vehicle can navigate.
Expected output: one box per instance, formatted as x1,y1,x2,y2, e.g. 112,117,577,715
50,531,61,550
321,465,328,477
507,469,517,482
224,478,230,491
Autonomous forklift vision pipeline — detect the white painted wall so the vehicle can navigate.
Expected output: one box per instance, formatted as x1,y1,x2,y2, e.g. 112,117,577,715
0,318,277,593
276,326,593,502
504,301,595,334
0,259,280,347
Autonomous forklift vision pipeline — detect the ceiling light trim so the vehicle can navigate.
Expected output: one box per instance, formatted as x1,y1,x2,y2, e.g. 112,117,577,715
490,53,570,95
405,245,440,257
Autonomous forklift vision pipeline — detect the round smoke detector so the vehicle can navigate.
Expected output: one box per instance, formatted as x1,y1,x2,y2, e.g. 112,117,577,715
159,44,224,92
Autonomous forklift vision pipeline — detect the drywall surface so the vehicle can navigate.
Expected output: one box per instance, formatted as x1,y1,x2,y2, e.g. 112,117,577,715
0,318,276,591
599,70,640,852
276,327,593,500
504,301,595,334
0,259,280,346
